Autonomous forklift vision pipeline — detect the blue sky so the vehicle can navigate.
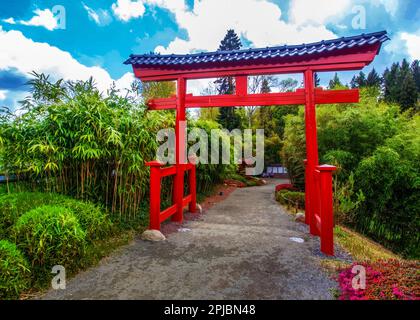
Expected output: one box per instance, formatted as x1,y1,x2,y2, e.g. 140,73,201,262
0,0,419,109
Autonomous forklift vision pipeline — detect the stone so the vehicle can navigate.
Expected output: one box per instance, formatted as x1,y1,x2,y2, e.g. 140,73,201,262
295,212,305,223
141,229,166,242
289,237,305,243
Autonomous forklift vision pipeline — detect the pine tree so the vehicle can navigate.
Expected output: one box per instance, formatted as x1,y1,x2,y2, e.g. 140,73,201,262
383,62,400,103
215,29,242,130
411,60,420,93
314,73,321,87
350,75,357,89
328,73,343,89
398,66,418,111
366,68,381,88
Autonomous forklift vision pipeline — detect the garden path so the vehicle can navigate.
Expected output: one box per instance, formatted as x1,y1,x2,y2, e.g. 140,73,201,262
41,179,337,300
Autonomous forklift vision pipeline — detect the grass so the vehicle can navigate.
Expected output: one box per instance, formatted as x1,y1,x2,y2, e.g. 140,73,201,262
320,225,402,272
20,229,136,300
334,225,400,262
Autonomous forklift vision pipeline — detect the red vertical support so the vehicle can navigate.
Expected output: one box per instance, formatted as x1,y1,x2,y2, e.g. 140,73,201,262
317,165,337,256
189,164,197,213
303,159,310,225
172,77,187,223
235,75,248,96
304,69,320,236
146,161,163,230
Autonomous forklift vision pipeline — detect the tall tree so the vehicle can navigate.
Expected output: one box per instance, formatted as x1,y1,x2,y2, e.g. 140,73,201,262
366,68,381,88
328,73,343,89
314,73,321,87
215,29,242,130
383,62,400,103
411,60,420,93
398,65,418,111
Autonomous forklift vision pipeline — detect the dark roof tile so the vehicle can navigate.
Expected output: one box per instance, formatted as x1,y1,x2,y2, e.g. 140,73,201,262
124,31,389,66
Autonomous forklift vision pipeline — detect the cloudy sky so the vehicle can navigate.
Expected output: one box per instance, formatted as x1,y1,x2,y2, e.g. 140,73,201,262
0,0,419,109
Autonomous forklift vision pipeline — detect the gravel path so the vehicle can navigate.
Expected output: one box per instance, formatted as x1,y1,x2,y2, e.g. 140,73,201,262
41,179,338,300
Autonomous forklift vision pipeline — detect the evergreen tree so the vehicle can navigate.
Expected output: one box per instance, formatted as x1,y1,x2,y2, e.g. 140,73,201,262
328,73,343,89
314,73,321,87
356,71,367,87
398,67,418,111
383,62,400,103
215,29,242,130
411,60,420,93
350,75,357,89
366,68,381,88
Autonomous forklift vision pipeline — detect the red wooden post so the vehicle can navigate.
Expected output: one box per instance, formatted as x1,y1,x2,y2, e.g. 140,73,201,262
146,161,163,230
172,77,187,223
303,159,310,225
303,69,320,236
189,164,197,213
235,75,247,96
317,164,337,256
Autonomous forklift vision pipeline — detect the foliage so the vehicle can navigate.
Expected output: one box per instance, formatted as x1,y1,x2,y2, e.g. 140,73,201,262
328,73,345,89
281,87,419,257
13,205,86,276
337,260,419,300
275,189,305,210
280,108,306,188
215,29,242,130
0,73,174,219
383,59,418,112
0,192,112,241
140,81,176,103
0,240,31,300
189,119,237,194
350,69,381,89
334,226,399,263
353,145,420,258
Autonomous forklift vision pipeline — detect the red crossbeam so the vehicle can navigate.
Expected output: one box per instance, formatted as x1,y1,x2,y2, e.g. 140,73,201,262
147,88,359,110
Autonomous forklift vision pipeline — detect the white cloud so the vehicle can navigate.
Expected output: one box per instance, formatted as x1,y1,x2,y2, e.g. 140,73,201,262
2,17,16,25
19,9,58,31
373,0,399,16
0,90,7,100
150,0,336,54
289,0,352,26
112,0,146,22
0,26,132,96
82,2,112,26
400,31,420,60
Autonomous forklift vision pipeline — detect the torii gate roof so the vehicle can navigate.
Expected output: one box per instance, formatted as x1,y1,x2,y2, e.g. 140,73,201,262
125,31,389,81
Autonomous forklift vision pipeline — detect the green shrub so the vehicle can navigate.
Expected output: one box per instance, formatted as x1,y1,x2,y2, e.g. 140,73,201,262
0,192,65,238
276,190,305,210
13,205,86,275
354,147,420,258
0,192,112,240
0,240,31,300
57,199,113,240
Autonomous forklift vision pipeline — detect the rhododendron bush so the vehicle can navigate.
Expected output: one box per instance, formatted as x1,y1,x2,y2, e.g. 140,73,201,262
338,260,419,300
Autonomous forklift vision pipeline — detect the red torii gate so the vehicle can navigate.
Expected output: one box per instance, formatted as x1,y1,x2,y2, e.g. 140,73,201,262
125,31,388,256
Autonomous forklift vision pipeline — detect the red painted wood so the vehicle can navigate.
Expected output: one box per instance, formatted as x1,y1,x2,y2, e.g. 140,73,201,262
317,165,337,256
132,45,380,81
303,69,320,237
235,75,248,96
160,166,177,177
159,204,178,223
188,164,197,213
146,88,359,110
148,165,161,230
172,77,187,223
